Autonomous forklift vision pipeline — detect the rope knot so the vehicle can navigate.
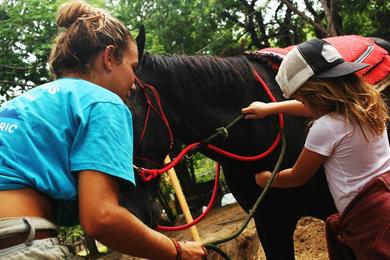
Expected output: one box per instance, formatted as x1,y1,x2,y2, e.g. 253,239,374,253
216,127,228,138
135,167,156,182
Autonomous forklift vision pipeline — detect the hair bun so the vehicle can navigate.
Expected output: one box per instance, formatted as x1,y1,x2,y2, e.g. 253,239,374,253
56,0,94,28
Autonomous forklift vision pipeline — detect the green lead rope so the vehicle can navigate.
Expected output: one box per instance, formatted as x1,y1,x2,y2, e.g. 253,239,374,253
203,131,287,260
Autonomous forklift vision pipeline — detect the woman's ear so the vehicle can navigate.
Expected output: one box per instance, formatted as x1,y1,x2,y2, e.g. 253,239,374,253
103,45,116,72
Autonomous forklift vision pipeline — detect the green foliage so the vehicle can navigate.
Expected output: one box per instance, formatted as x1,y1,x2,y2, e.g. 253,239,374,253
110,0,225,54
1,0,387,100
0,0,60,100
0,0,108,101
193,153,216,183
159,172,174,195
59,225,84,244
340,0,390,40
192,153,228,185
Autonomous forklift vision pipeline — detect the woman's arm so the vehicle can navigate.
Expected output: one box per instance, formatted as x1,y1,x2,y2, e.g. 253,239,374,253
241,100,315,119
255,148,327,188
78,170,206,260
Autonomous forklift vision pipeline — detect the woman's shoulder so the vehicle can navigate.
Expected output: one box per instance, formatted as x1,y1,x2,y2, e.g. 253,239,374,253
52,78,124,105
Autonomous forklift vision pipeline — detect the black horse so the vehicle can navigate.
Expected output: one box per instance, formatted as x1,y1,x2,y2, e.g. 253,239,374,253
126,37,390,259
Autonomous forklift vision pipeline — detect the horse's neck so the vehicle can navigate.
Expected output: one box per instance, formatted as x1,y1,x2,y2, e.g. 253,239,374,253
139,54,282,155
163,63,283,163
161,71,269,143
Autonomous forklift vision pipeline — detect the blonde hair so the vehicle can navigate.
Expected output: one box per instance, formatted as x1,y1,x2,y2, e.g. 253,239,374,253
294,74,389,138
48,0,134,77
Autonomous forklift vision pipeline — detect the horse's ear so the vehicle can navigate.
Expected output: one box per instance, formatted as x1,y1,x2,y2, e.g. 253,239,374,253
135,24,145,62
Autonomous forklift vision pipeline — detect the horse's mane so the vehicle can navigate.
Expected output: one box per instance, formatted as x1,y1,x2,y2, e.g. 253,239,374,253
140,53,256,104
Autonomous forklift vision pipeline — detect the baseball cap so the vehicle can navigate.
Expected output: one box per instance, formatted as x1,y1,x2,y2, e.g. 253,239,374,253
276,38,369,98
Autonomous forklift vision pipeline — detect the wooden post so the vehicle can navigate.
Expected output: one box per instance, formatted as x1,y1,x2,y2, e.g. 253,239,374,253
164,155,201,242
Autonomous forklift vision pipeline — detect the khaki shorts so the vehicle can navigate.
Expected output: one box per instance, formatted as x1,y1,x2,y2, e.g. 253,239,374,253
0,217,77,260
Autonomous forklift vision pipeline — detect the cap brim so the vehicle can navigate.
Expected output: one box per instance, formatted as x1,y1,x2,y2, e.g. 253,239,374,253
317,62,369,79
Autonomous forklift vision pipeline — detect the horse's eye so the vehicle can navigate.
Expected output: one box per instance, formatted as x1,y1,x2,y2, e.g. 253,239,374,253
132,63,139,73
129,90,136,98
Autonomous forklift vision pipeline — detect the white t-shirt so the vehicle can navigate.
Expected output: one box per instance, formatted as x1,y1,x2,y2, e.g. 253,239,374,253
305,113,390,213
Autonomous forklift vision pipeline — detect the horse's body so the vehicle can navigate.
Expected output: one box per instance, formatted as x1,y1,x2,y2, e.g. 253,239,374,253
129,54,334,259
127,37,390,259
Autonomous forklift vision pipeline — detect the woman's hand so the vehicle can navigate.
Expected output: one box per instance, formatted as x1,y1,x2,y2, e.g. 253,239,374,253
241,101,272,119
255,171,272,188
180,241,208,260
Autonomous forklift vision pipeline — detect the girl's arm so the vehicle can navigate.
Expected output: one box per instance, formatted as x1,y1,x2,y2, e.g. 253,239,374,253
255,148,327,188
241,100,315,119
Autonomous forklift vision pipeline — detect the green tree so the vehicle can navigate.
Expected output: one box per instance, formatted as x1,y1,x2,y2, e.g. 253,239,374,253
111,0,226,54
278,0,389,41
2,0,388,99
0,0,59,101
0,0,106,101
341,0,390,40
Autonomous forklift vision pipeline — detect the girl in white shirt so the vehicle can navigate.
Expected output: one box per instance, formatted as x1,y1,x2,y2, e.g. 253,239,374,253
242,38,390,259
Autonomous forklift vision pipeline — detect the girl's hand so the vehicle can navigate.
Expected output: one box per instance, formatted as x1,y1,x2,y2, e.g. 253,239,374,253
254,171,272,187
241,101,272,119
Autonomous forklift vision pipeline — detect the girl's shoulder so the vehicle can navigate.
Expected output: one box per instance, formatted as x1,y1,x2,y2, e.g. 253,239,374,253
313,113,354,136
314,113,346,127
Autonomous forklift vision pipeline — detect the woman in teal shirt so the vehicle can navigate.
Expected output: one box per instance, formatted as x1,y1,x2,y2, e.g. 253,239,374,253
0,1,206,259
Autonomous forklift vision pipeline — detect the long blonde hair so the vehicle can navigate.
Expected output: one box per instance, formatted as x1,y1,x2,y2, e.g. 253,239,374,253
48,0,134,78
294,74,389,137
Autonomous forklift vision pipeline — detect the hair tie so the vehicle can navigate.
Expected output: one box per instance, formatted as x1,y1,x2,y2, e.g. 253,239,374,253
77,12,106,32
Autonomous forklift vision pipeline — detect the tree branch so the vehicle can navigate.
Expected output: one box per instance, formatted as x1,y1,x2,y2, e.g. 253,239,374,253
319,0,342,35
304,0,322,23
221,11,245,28
0,64,38,70
279,0,329,36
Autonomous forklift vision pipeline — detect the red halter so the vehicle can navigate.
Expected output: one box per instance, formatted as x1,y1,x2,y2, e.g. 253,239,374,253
133,76,174,157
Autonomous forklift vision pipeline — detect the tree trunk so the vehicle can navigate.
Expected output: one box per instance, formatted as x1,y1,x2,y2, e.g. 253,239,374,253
319,0,343,35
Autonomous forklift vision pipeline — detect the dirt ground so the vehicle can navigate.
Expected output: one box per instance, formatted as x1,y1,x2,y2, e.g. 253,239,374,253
106,202,328,260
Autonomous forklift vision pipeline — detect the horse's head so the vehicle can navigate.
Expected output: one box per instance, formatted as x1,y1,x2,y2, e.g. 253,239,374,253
120,78,172,227
127,79,172,170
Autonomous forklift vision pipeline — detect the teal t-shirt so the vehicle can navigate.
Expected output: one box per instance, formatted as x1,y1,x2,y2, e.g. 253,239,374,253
0,78,135,200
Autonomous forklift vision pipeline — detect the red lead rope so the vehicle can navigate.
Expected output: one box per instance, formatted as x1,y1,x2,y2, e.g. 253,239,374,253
137,70,285,181
137,143,199,182
157,162,221,231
